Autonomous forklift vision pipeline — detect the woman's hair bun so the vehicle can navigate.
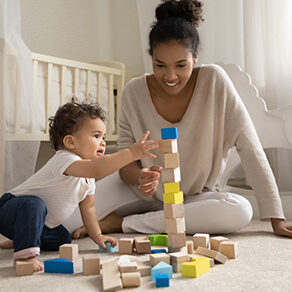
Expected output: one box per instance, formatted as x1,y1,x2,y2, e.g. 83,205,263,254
155,0,203,27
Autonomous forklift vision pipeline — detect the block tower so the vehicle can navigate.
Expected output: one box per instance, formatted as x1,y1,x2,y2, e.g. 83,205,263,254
159,127,186,253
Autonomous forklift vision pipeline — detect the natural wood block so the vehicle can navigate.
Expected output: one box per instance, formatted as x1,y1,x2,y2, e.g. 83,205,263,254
136,261,151,276
169,252,190,264
186,240,194,254
161,167,181,183
196,246,227,264
164,203,185,218
210,236,229,251
164,182,180,194
219,241,238,259
163,192,184,204
134,237,151,254
121,272,141,287
164,153,180,169
102,259,122,291
118,238,134,254
59,243,78,261
150,253,170,266
158,139,178,154
168,233,186,249
119,261,138,273
83,255,100,275
165,217,186,233
192,233,210,249
16,261,34,276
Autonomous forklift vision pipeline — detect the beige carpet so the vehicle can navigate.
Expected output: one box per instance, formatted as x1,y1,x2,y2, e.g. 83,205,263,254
1,220,291,292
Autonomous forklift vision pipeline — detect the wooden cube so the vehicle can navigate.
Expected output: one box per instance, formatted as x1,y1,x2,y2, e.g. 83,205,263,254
118,238,134,254
164,203,185,218
119,261,138,273
134,237,151,254
164,153,180,169
219,241,238,259
16,261,34,276
161,167,181,183
136,261,151,276
168,233,186,249
158,139,178,154
83,255,100,275
164,182,180,194
192,233,210,249
150,253,170,266
163,191,184,204
59,243,78,261
210,236,229,251
165,217,185,233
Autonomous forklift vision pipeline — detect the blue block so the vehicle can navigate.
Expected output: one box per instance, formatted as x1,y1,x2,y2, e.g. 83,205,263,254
99,242,116,253
161,127,178,139
44,258,74,274
151,261,173,282
156,274,170,287
151,248,167,254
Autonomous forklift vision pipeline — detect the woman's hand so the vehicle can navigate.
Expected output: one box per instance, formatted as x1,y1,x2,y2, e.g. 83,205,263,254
271,218,292,238
138,165,162,197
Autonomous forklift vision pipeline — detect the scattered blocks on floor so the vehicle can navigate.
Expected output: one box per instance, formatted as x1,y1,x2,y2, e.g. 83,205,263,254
16,261,34,276
134,237,151,254
151,261,173,282
99,242,116,253
219,241,239,259
82,255,100,275
59,243,78,261
151,248,167,254
136,261,152,277
119,261,138,273
150,253,170,266
118,238,134,254
156,274,170,287
102,259,122,291
149,234,168,246
161,127,178,139
44,258,74,274
196,246,227,264
181,257,210,278
192,233,210,249
121,272,141,288
210,236,229,251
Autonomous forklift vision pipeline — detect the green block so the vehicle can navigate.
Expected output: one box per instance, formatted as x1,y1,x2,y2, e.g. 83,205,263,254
149,234,168,246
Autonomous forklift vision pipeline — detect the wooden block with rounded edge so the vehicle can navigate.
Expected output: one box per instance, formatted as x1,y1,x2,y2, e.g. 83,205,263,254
219,241,238,259
164,203,185,218
161,167,181,183
163,192,184,204
59,243,78,261
210,236,229,251
83,255,100,275
119,261,138,273
164,153,180,168
16,261,34,276
168,233,186,248
196,246,227,264
150,253,170,266
121,272,141,287
165,217,186,233
158,139,178,153
192,233,210,249
164,182,180,194
118,238,134,254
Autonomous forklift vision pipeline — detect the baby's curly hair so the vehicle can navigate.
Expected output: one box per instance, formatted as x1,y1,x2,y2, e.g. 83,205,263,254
49,102,107,151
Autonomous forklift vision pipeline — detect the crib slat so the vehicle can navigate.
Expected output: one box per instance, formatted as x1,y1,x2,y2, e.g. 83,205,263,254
61,65,67,105
86,70,92,103
31,60,39,134
14,65,21,134
46,63,53,134
107,74,115,137
74,68,80,100
97,72,103,104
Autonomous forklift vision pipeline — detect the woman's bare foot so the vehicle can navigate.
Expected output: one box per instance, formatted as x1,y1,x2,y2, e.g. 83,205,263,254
0,239,13,249
72,226,88,239
99,212,123,233
15,257,43,273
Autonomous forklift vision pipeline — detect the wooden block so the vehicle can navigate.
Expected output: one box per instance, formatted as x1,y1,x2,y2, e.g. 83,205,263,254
164,203,185,218
165,217,186,233
102,259,122,291
210,236,229,251
16,261,34,276
164,182,180,194
181,257,210,278
149,234,168,246
161,127,178,139
163,192,184,204
164,153,180,169
121,272,141,287
83,255,100,275
168,246,182,253
186,240,194,254
150,253,170,266
151,261,173,282
59,243,78,261
44,258,74,274
219,241,238,259
168,233,186,248
158,139,178,153
192,233,210,249
169,252,190,264
119,261,138,273
118,238,134,254
136,261,151,276
189,253,215,267
161,167,181,183
196,246,227,264
134,237,151,254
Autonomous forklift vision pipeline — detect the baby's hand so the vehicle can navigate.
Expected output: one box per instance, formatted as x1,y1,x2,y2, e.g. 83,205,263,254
95,234,117,251
130,131,158,161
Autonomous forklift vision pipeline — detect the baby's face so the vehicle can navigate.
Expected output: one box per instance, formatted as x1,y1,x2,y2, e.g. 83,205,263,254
71,117,106,159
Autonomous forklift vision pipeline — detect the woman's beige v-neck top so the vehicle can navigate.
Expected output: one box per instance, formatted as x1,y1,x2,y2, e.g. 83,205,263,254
117,64,284,221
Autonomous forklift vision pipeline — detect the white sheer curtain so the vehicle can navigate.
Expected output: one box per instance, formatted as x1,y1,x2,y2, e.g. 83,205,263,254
0,0,40,192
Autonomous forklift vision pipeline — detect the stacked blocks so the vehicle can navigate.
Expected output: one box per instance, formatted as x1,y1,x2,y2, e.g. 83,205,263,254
160,127,186,253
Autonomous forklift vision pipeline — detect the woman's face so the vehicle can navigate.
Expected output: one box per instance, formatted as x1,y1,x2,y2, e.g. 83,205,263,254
152,40,197,96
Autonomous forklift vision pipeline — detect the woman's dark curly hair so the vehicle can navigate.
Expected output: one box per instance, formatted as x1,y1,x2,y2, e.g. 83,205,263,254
49,102,107,151
149,0,204,56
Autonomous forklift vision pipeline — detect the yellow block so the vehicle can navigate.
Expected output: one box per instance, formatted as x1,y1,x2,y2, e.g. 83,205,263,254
164,182,180,194
181,257,210,278
163,191,184,204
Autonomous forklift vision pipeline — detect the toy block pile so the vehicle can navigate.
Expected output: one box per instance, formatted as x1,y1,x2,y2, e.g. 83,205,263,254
159,127,186,254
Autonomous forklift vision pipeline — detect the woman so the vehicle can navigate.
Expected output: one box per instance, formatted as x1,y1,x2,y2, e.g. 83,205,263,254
73,0,292,238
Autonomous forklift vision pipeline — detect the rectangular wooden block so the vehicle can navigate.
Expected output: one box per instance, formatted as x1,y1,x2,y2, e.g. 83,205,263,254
119,261,138,273
165,217,186,233
102,259,123,291
158,139,178,154
210,236,229,251
196,246,227,264
150,253,170,266
121,272,141,287
164,182,180,194
16,261,34,276
164,203,185,218
168,233,186,249
118,238,134,254
169,252,190,264
164,153,180,169
163,191,184,204
186,240,194,254
136,261,151,276
59,243,78,261
192,233,210,249
161,167,181,183
219,241,238,259
134,237,151,254
83,255,100,275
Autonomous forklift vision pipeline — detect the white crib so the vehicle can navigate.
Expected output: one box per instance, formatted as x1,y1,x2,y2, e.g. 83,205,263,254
0,52,125,194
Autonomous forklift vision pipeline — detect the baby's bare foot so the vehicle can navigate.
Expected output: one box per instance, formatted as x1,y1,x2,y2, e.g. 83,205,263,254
15,257,43,273
99,212,123,234
0,239,13,249
72,226,88,239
